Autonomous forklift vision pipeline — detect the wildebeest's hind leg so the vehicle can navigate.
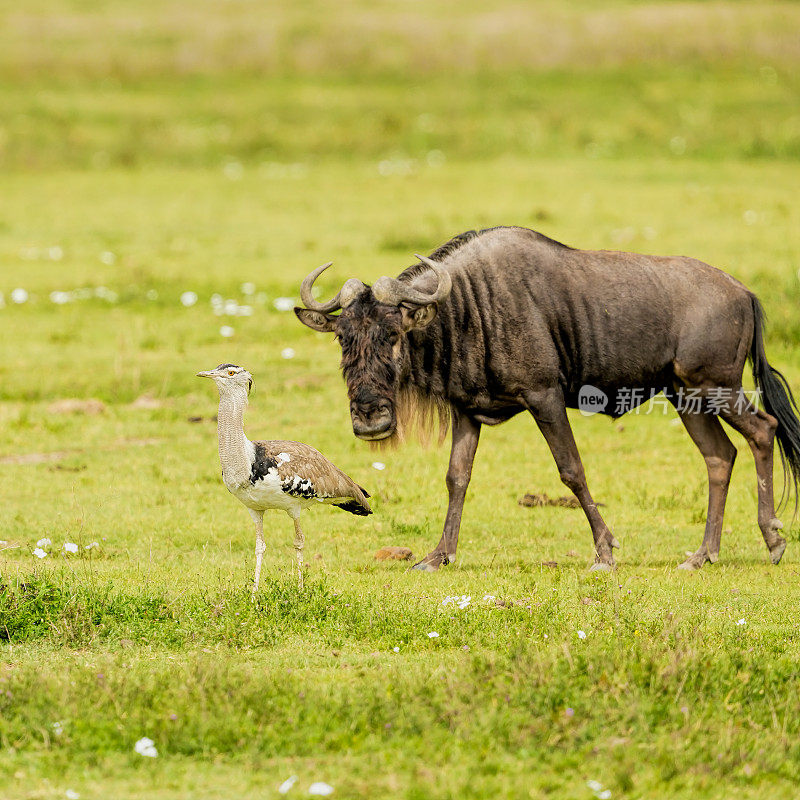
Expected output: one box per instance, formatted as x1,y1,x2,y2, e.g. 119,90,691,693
412,411,481,572
673,406,737,570
717,399,787,564
524,388,619,571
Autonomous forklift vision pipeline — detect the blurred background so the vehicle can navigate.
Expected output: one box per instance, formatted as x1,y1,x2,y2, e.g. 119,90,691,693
0,0,798,404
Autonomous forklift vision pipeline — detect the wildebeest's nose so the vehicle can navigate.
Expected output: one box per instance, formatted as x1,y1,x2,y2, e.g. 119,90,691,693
351,403,393,440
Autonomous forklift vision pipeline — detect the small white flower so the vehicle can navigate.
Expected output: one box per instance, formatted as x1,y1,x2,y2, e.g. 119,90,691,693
134,737,158,757
598,792,611,800
281,347,296,359
577,630,587,640
94,286,118,304
220,325,234,338
146,289,158,301
237,304,253,316
65,790,80,800
33,548,48,559
85,542,99,550
278,775,298,794
52,721,64,736
11,288,29,304
48,246,64,261
241,282,256,295
37,537,52,548
587,782,603,793
736,618,746,626
427,631,439,638
273,297,295,311
100,251,116,265
50,291,71,304
180,291,198,307
224,299,239,315
392,646,399,652
223,161,244,180
482,594,495,602
308,782,334,796
371,462,386,471
63,542,79,554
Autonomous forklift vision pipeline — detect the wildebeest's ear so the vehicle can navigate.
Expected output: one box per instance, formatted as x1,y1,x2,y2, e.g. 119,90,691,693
294,307,338,332
400,302,438,331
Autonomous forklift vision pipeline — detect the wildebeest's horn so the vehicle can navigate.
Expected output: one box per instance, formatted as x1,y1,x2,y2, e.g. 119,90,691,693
372,254,452,306
300,263,367,312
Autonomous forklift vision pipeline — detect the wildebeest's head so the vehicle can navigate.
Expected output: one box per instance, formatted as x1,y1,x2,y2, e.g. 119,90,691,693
294,255,451,441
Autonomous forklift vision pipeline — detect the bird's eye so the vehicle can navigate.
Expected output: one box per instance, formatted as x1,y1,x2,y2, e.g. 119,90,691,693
228,369,236,376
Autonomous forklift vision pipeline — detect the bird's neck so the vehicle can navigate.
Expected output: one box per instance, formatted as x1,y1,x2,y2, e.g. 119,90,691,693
216,390,253,488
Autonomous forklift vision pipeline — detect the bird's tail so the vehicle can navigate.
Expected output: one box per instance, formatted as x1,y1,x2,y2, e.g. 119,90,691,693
334,499,372,516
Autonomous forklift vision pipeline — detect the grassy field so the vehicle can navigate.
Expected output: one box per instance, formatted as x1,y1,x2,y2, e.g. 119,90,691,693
2,1,800,798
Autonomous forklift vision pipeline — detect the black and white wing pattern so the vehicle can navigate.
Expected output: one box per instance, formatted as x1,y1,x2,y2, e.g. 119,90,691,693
250,440,372,516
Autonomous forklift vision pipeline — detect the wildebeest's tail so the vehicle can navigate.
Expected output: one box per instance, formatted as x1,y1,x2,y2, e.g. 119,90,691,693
749,294,800,509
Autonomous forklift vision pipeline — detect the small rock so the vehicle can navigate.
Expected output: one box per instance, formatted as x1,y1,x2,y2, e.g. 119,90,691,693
47,398,106,415
374,546,413,561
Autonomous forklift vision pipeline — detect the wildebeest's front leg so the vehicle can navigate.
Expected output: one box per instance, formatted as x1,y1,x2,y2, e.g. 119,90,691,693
524,387,619,570
412,411,481,572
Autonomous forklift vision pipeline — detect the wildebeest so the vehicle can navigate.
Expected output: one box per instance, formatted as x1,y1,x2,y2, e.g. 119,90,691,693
295,226,800,571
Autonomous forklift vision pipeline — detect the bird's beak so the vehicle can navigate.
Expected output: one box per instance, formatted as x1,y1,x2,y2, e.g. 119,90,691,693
196,370,215,378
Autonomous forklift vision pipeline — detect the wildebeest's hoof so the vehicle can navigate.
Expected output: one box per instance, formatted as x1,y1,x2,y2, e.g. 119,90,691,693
589,561,614,573
678,551,709,570
769,537,787,565
411,552,448,572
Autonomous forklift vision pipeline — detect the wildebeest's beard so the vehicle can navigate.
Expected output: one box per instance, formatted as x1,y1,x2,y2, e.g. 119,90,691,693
337,301,405,441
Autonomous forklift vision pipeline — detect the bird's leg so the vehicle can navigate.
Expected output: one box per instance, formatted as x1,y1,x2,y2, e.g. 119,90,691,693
292,517,305,589
249,509,266,596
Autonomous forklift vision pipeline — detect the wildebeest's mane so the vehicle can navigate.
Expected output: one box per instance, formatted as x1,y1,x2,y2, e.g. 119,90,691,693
396,226,571,282
396,228,485,282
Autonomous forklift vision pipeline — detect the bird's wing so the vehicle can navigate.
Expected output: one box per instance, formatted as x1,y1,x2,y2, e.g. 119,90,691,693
252,440,372,512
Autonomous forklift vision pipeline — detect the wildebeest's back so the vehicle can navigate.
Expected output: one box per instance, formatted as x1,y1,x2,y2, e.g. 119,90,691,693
404,226,752,411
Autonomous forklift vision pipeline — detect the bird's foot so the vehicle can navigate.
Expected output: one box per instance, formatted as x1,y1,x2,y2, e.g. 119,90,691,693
411,551,449,572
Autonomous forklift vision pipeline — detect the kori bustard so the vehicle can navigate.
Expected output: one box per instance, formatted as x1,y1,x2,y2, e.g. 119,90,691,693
197,364,372,590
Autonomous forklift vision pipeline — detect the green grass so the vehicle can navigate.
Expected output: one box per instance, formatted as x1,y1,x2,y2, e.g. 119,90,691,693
2,1,800,797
